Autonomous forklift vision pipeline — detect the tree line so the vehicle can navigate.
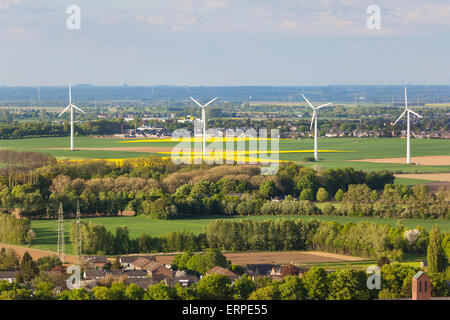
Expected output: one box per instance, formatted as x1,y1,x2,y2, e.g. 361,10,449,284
0,119,125,139
68,217,450,263
1,157,404,219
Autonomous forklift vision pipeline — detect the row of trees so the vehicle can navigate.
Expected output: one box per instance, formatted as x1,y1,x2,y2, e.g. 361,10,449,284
0,213,31,245
0,119,126,139
337,184,449,219
68,217,450,261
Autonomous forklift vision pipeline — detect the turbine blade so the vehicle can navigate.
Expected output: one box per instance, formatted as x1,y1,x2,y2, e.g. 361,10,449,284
310,112,316,131
204,97,218,107
404,86,408,109
393,110,407,125
58,105,71,118
316,102,333,109
72,104,85,113
190,97,204,108
69,85,72,105
302,94,315,109
408,109,423,118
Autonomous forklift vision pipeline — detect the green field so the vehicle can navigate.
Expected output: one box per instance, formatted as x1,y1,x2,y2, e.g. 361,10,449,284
29,215,450,254
1,136,450,173
394,177,435,186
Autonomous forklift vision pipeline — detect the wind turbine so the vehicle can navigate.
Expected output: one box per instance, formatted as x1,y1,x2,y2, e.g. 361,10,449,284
190,97,218,157
393,87,423,164
302,95,333,161
58,85,85,151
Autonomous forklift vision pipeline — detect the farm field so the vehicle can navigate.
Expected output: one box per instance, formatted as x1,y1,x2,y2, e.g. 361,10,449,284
394,177,434,186
394,173,450,182
29,215,450,254
1,136,450,173
155,251,366,265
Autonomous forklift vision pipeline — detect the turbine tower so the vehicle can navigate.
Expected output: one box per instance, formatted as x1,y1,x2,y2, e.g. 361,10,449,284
302,95,333,161
58,85,85,151
57,202,65,263
190,97,218,157
393,87,423,164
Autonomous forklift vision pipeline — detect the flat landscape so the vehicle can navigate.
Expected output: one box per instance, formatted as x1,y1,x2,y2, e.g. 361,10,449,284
3,136,449,257
28,215,450,254
1,136,450,173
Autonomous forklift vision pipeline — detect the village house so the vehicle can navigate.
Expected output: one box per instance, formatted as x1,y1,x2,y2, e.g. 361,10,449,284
244,264,277,278
205,266,239,282
144,262,174,282
126,278,157,289
119,255,156,270
0,271,19,283
129,258,173,282
269,266,282,280
172,270,200,287
83,256,107,268
83,269,148,281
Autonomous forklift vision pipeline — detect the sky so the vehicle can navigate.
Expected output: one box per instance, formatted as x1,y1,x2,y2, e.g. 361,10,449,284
1,0,450,86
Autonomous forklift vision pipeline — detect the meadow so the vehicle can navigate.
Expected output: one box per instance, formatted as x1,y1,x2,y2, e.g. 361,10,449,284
3,135,449,255
29,214,450,254
1,136,450,173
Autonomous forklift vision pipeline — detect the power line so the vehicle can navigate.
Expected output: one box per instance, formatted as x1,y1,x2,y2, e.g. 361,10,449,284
75,200,82,258
57,202,65,263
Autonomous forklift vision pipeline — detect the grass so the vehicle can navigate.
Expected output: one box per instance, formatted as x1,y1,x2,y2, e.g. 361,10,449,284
394,177,435,186
3,136,448,255
29,215,450,254
0,136,448,173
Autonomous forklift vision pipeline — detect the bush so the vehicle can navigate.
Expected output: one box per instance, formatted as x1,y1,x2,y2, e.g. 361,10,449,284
335,189,344,202
377,256,390,268
299,189,314,201
316,188,330,202
248,285,280,300
321,203,337,216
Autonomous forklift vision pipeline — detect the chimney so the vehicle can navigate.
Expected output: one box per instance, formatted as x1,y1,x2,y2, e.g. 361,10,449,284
411,271,431,300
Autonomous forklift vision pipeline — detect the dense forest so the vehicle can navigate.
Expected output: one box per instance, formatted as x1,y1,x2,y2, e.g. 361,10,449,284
0,151,447,221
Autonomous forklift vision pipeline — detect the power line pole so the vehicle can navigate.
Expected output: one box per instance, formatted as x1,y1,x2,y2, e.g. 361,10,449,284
75,200,82,258
57,203,65,263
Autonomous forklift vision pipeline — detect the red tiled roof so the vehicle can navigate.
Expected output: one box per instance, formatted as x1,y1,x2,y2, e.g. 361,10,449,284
206,266,237,278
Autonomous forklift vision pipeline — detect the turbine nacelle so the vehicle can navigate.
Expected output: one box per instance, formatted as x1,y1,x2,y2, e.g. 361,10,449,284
58,85,85,118
302,94,333,131
393,87,423,125
190,97,218,110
